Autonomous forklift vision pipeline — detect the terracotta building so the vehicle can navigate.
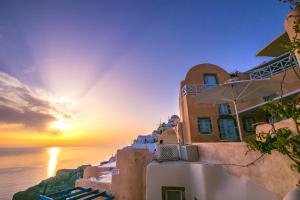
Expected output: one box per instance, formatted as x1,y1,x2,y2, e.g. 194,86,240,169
179,34,300,143
145,7,300,200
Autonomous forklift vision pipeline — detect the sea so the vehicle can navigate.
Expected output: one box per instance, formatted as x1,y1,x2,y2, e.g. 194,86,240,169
0,146,119,200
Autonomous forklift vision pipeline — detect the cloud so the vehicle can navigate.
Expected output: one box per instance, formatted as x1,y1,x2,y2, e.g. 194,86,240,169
0,72,69,131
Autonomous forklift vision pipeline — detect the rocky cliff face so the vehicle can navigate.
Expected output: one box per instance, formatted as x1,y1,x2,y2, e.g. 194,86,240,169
12,165,89,200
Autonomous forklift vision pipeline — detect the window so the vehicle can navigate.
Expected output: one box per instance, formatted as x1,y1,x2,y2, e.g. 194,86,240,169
219,104,231,115
198,118,212,134
162,186,185,200
218,118,239,140
203,74,218,88
243,117,255,132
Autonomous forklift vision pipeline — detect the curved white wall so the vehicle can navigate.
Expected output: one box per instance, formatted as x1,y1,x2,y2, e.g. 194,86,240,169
146,161,280,200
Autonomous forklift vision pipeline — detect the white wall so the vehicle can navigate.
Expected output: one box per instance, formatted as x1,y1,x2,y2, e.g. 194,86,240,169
146,162,192,200
146,161,280,200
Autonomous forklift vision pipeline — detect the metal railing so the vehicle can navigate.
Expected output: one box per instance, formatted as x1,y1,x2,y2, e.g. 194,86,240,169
249,52,298,80
40,187,114,200
182,53,299,96
182,84,217,96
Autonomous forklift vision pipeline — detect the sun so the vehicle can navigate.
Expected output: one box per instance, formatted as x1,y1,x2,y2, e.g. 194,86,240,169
50,120,70,130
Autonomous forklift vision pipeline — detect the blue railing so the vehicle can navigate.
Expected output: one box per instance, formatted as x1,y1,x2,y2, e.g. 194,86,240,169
248,52,298,80
40,187,113,200
182,53,299,96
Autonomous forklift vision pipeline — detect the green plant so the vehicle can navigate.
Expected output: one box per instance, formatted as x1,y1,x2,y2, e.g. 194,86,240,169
278,0,300,10
246,95,300,186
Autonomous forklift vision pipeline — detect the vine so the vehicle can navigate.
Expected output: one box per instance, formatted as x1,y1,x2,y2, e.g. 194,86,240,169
245,1,300,187
246,96,300,186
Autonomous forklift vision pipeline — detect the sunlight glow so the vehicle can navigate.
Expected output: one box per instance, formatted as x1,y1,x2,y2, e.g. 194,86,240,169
50,120,71,131
47,147,60,177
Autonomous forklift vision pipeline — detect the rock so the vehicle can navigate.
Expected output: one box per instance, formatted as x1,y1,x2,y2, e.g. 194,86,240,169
12,165,89,200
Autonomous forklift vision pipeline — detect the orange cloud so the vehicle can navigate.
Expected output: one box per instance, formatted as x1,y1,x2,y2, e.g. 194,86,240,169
0,72,70,132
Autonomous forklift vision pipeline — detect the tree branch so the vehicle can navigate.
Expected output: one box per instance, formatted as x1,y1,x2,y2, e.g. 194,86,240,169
208,154,265,168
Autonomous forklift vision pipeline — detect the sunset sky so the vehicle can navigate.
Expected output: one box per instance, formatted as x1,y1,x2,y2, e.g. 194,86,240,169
0,0,290,147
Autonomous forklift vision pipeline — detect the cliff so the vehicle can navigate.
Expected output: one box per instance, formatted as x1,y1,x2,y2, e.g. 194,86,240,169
12,165,89,200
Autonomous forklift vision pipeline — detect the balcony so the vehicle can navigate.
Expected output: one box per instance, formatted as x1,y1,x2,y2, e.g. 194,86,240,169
249,52,298,80
181,84,216,96
182,52,299,96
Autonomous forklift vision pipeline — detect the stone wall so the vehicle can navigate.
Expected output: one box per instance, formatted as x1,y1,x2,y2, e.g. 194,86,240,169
75,166,113,193
111,147,154,200
75,179,111,192
82,166,112,179
256,118,299,136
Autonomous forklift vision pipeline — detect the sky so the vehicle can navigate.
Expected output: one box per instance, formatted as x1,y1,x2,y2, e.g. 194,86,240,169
0,0,291,147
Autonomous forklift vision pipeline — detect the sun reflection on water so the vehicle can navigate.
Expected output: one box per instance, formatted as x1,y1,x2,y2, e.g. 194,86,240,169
47,147,60,177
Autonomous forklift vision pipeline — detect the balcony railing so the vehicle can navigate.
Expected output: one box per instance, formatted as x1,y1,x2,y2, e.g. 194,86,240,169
182,53,299,96
249,52,298,80
182,84,217,96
